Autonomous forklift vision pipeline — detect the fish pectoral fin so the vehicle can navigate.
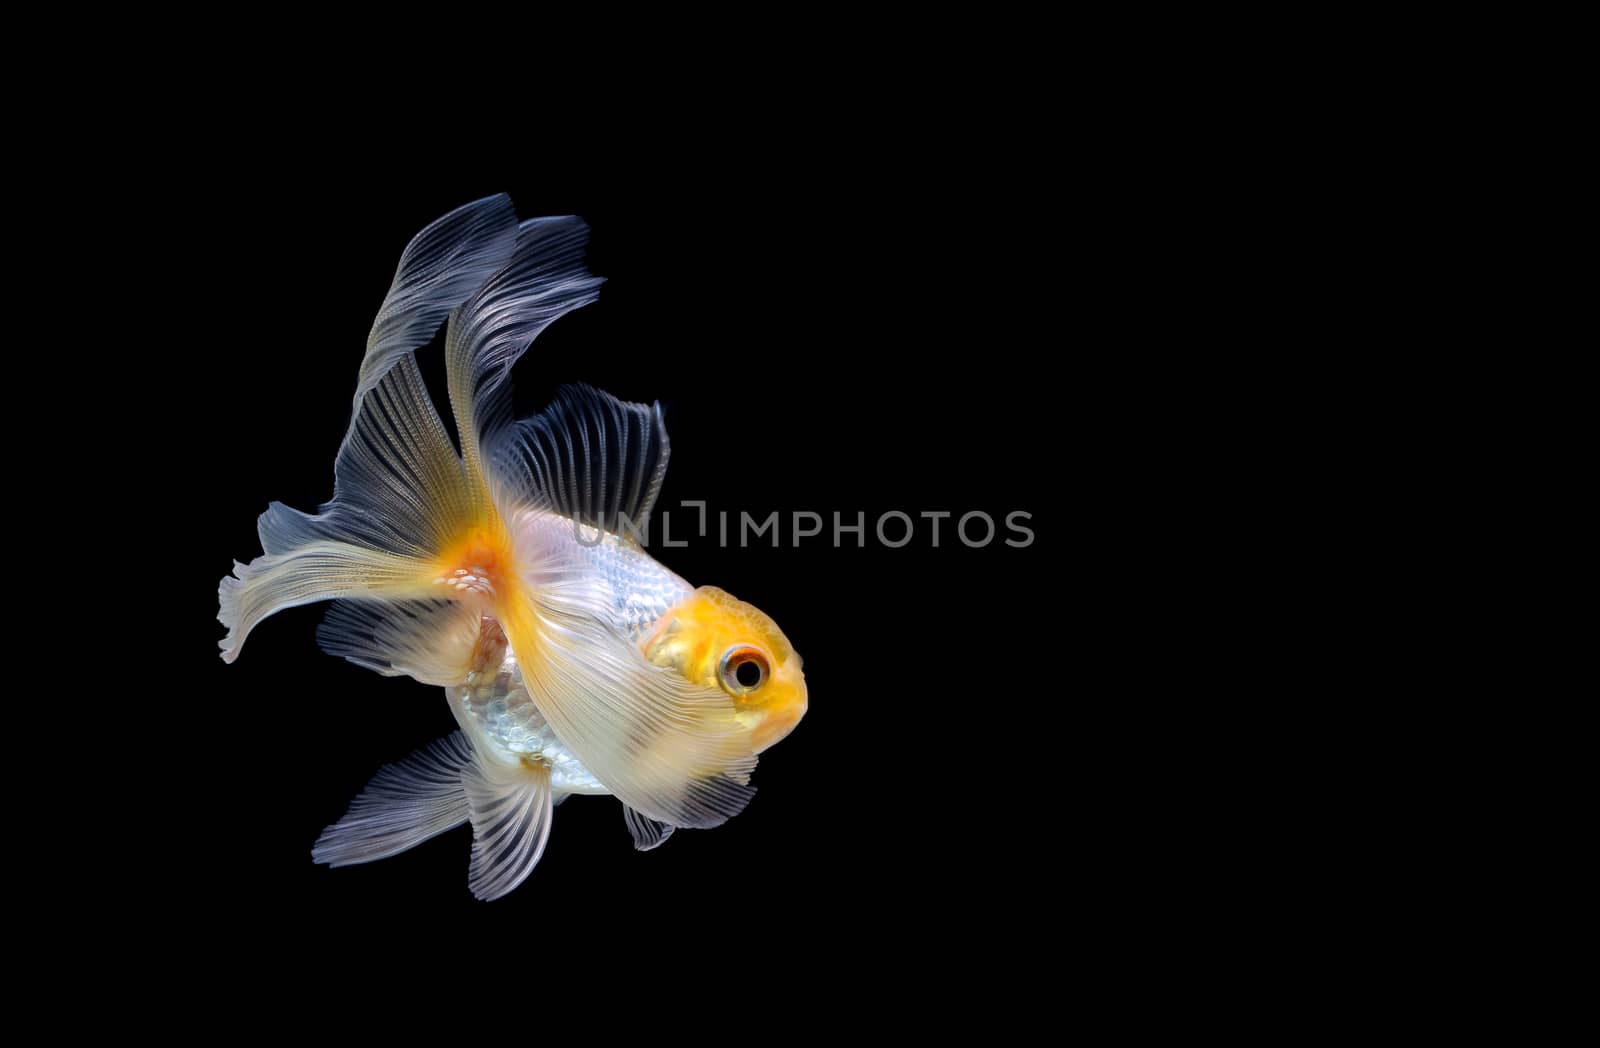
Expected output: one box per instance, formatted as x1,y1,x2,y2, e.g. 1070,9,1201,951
622,805,675,852
312,733,474,867
461,756,554,901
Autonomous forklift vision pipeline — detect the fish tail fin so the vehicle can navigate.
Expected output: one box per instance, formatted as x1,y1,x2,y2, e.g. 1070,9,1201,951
218,198,605,671
219,195,525,665
443,215,606,492
312,733,475,867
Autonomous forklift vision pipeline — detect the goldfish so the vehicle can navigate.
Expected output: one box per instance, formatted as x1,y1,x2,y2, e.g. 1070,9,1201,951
217,195,806,899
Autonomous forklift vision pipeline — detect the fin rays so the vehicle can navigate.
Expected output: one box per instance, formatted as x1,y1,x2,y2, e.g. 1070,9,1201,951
313,734,560,900
311,733,475,867
491,385,671,539
355,194,518,422
462,758,553,901
219,199,510,662
222,195,768,871
445,216,605,484
623,805,676,851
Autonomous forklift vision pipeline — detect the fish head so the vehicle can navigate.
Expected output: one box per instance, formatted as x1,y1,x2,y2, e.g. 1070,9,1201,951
642,585,807,753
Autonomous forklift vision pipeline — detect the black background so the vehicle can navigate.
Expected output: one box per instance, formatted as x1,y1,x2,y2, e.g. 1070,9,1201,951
32,45,1393,1021
156,163,1095,970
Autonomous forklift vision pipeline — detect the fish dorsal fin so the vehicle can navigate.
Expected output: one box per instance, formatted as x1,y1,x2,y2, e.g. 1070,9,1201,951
623,805,676,851
311,733,474,867
461,758,553,901
491,384,671,541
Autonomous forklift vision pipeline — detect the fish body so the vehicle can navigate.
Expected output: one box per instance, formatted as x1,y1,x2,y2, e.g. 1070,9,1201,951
219,197,806,898
455,643,609,795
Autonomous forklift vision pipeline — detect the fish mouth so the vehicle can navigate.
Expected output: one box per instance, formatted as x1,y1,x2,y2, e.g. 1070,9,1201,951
750,688,808,753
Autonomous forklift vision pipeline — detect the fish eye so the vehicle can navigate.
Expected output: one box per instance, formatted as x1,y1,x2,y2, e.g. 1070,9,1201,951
718,645,769,696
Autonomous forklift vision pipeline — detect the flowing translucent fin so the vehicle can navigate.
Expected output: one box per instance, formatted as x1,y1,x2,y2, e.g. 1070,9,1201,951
220,198,524,663
461,758,553,901
311,734,474,867
354,194,518,419
492,385,670,539
218,544,444,661
222,319,493,661
623,805,675,851
257,357,479,557
428,221,750,830
495,512,756,830
443,216,605,484
316,600,486,686
481,387,752,827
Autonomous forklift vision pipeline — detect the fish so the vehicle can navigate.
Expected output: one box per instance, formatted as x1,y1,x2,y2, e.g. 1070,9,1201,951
217,195,807,899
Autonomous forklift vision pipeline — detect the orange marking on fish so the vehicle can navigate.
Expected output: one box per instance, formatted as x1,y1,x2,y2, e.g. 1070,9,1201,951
431,524,517,600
